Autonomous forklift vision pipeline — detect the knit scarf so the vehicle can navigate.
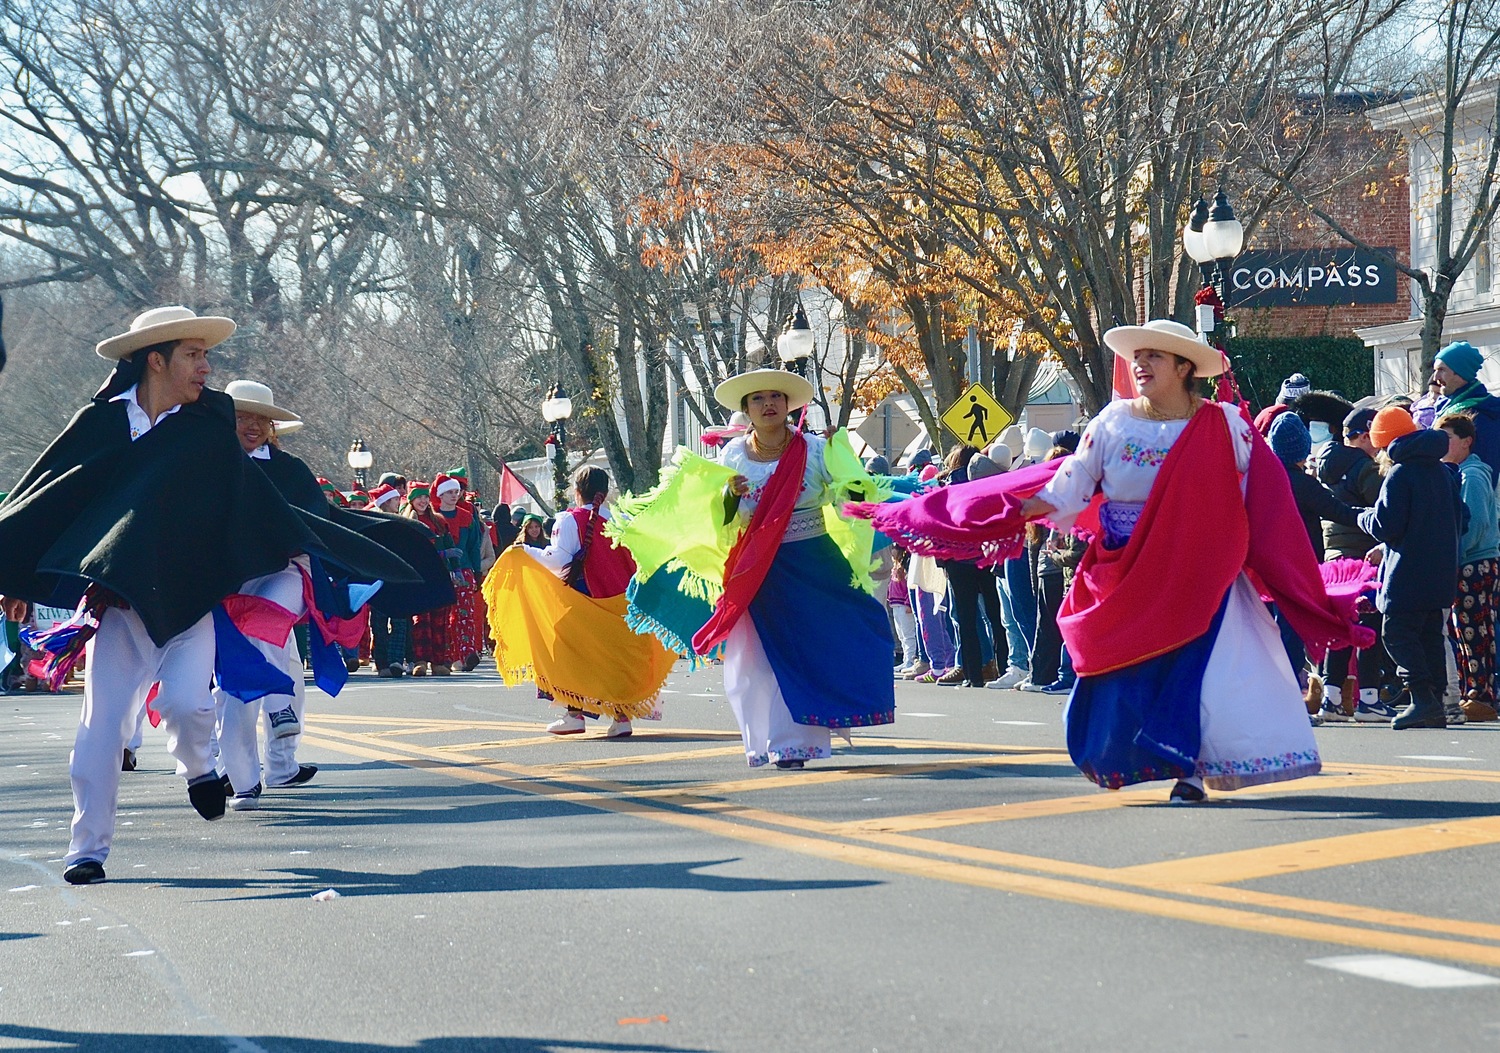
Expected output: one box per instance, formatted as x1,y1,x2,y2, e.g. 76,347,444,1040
1440,379,1492,417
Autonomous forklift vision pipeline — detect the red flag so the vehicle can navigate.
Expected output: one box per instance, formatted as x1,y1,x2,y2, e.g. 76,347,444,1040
1112,352,1137,401
499,465,528,506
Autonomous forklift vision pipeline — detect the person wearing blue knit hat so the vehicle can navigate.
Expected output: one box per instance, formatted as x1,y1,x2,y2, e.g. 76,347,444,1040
1432,340,1500,482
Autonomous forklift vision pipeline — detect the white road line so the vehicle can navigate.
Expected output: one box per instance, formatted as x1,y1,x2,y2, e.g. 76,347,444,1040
1308,954,1500,989
901,712,947,718
992,720,1047,726
1397,755,1479,762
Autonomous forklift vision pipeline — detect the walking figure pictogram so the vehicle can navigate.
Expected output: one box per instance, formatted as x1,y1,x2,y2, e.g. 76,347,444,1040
962,395,990,443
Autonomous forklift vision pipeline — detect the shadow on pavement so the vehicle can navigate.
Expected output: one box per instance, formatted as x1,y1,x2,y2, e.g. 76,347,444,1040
0,932,42,941
0,1027,710,1053
113,858,882,901
1225,794,1500,821
259,797,593,829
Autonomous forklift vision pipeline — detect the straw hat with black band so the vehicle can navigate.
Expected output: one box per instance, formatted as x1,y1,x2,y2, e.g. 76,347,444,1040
95,306,236,362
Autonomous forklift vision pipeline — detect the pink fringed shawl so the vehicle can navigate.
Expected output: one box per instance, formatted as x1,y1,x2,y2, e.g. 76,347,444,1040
845,458,1078,567
1243,436,1376,660
849,402,1373,675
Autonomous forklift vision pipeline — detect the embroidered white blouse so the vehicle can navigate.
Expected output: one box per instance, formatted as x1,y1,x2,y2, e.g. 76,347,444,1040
720,433,832,519
1037,399,1254,521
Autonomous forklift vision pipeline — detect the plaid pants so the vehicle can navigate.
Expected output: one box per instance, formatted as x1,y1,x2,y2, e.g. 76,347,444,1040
411,606,457,665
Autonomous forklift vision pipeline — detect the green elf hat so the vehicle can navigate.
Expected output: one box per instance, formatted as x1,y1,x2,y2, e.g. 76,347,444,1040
347,490,371,507
447,466,468,479
317,477,337,493
407,481,431,501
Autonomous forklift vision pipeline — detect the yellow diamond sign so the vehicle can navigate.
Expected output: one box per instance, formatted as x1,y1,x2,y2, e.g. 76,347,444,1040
939,383,1014,448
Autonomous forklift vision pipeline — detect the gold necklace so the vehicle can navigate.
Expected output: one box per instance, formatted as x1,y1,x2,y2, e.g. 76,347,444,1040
1139,396,1200,422
750,427,791,458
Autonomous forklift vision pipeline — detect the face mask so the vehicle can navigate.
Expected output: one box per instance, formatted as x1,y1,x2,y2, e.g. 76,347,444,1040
1308,421,1331,444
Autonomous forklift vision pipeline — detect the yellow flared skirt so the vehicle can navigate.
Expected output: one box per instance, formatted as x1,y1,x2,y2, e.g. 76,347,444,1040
482,547,675,719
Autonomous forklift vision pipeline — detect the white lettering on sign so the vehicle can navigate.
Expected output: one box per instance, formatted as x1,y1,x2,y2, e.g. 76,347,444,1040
1226,248,1397,307
1231,262,1385,292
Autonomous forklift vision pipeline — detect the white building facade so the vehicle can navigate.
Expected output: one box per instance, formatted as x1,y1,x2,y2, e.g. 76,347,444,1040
1358,84,1500,395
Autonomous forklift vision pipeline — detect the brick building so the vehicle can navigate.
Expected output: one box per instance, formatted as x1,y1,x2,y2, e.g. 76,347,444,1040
1229,98,1411,343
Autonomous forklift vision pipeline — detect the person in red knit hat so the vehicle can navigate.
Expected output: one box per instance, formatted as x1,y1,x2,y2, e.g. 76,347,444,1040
404,481,457,675
432,473,485,671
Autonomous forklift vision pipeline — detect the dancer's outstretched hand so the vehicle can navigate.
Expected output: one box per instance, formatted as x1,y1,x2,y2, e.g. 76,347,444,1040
1018,496,1056,519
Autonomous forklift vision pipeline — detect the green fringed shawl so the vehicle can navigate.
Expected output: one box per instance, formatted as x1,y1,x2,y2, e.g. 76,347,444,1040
607,429,892,602
821,428,891,594
606,448,739,606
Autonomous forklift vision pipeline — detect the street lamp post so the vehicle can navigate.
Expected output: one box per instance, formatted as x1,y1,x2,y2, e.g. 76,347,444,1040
1181,188,1245,340
541,383,574,512
776,304,815,378
347,438,373,489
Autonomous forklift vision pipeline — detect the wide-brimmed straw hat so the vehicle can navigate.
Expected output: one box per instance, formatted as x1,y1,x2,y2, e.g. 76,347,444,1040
1103,319,1225,379
713,368,814,412
224,380,302,422
95,305,236,362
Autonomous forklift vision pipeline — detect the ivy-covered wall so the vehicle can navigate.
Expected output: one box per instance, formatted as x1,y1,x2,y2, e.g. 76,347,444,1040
1225,336,1374,410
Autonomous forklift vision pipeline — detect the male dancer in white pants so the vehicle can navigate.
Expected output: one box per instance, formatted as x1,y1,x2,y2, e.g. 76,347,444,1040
0,307,340,885
215,379,449,807
214,382,317,809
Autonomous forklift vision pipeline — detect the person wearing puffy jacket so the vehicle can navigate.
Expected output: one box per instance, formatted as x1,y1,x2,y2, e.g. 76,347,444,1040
1437,412,1499,721
1315,406,1397,719
1267,413,1361,710
1267,414,1361,562
1358,407,1464,730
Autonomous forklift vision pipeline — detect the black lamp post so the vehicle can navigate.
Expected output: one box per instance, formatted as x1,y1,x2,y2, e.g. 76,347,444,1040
776,304,815,377
1181,188,1245,339
541,383,574,512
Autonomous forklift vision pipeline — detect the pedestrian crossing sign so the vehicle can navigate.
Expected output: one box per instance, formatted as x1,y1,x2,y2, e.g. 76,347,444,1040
939,383,1013,448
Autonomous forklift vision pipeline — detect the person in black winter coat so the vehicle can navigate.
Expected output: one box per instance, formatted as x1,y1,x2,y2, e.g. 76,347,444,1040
1268,413,1361,561
1359,407,1464,730
1267,412,1361,707
1315,406,1398,717
1317,408,1384,558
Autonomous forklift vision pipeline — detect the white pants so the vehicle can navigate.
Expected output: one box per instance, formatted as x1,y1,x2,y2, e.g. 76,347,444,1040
126,703,146,752
215,564,308,792
69,607,216,866
891,603,919,665
723,616,830,767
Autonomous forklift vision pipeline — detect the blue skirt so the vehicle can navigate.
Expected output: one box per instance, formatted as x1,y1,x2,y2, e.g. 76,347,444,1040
747,533,895,729
1064,592,1229,789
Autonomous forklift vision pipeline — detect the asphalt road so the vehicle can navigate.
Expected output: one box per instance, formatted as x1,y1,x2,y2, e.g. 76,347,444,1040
4,667,1500,1052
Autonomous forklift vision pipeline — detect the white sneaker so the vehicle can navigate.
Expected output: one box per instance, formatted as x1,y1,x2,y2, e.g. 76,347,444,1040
605,719,633,739
547,714,586,735
985,666,1029,690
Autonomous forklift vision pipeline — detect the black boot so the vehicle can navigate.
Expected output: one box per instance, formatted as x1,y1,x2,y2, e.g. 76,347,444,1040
1392,686,1447,730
